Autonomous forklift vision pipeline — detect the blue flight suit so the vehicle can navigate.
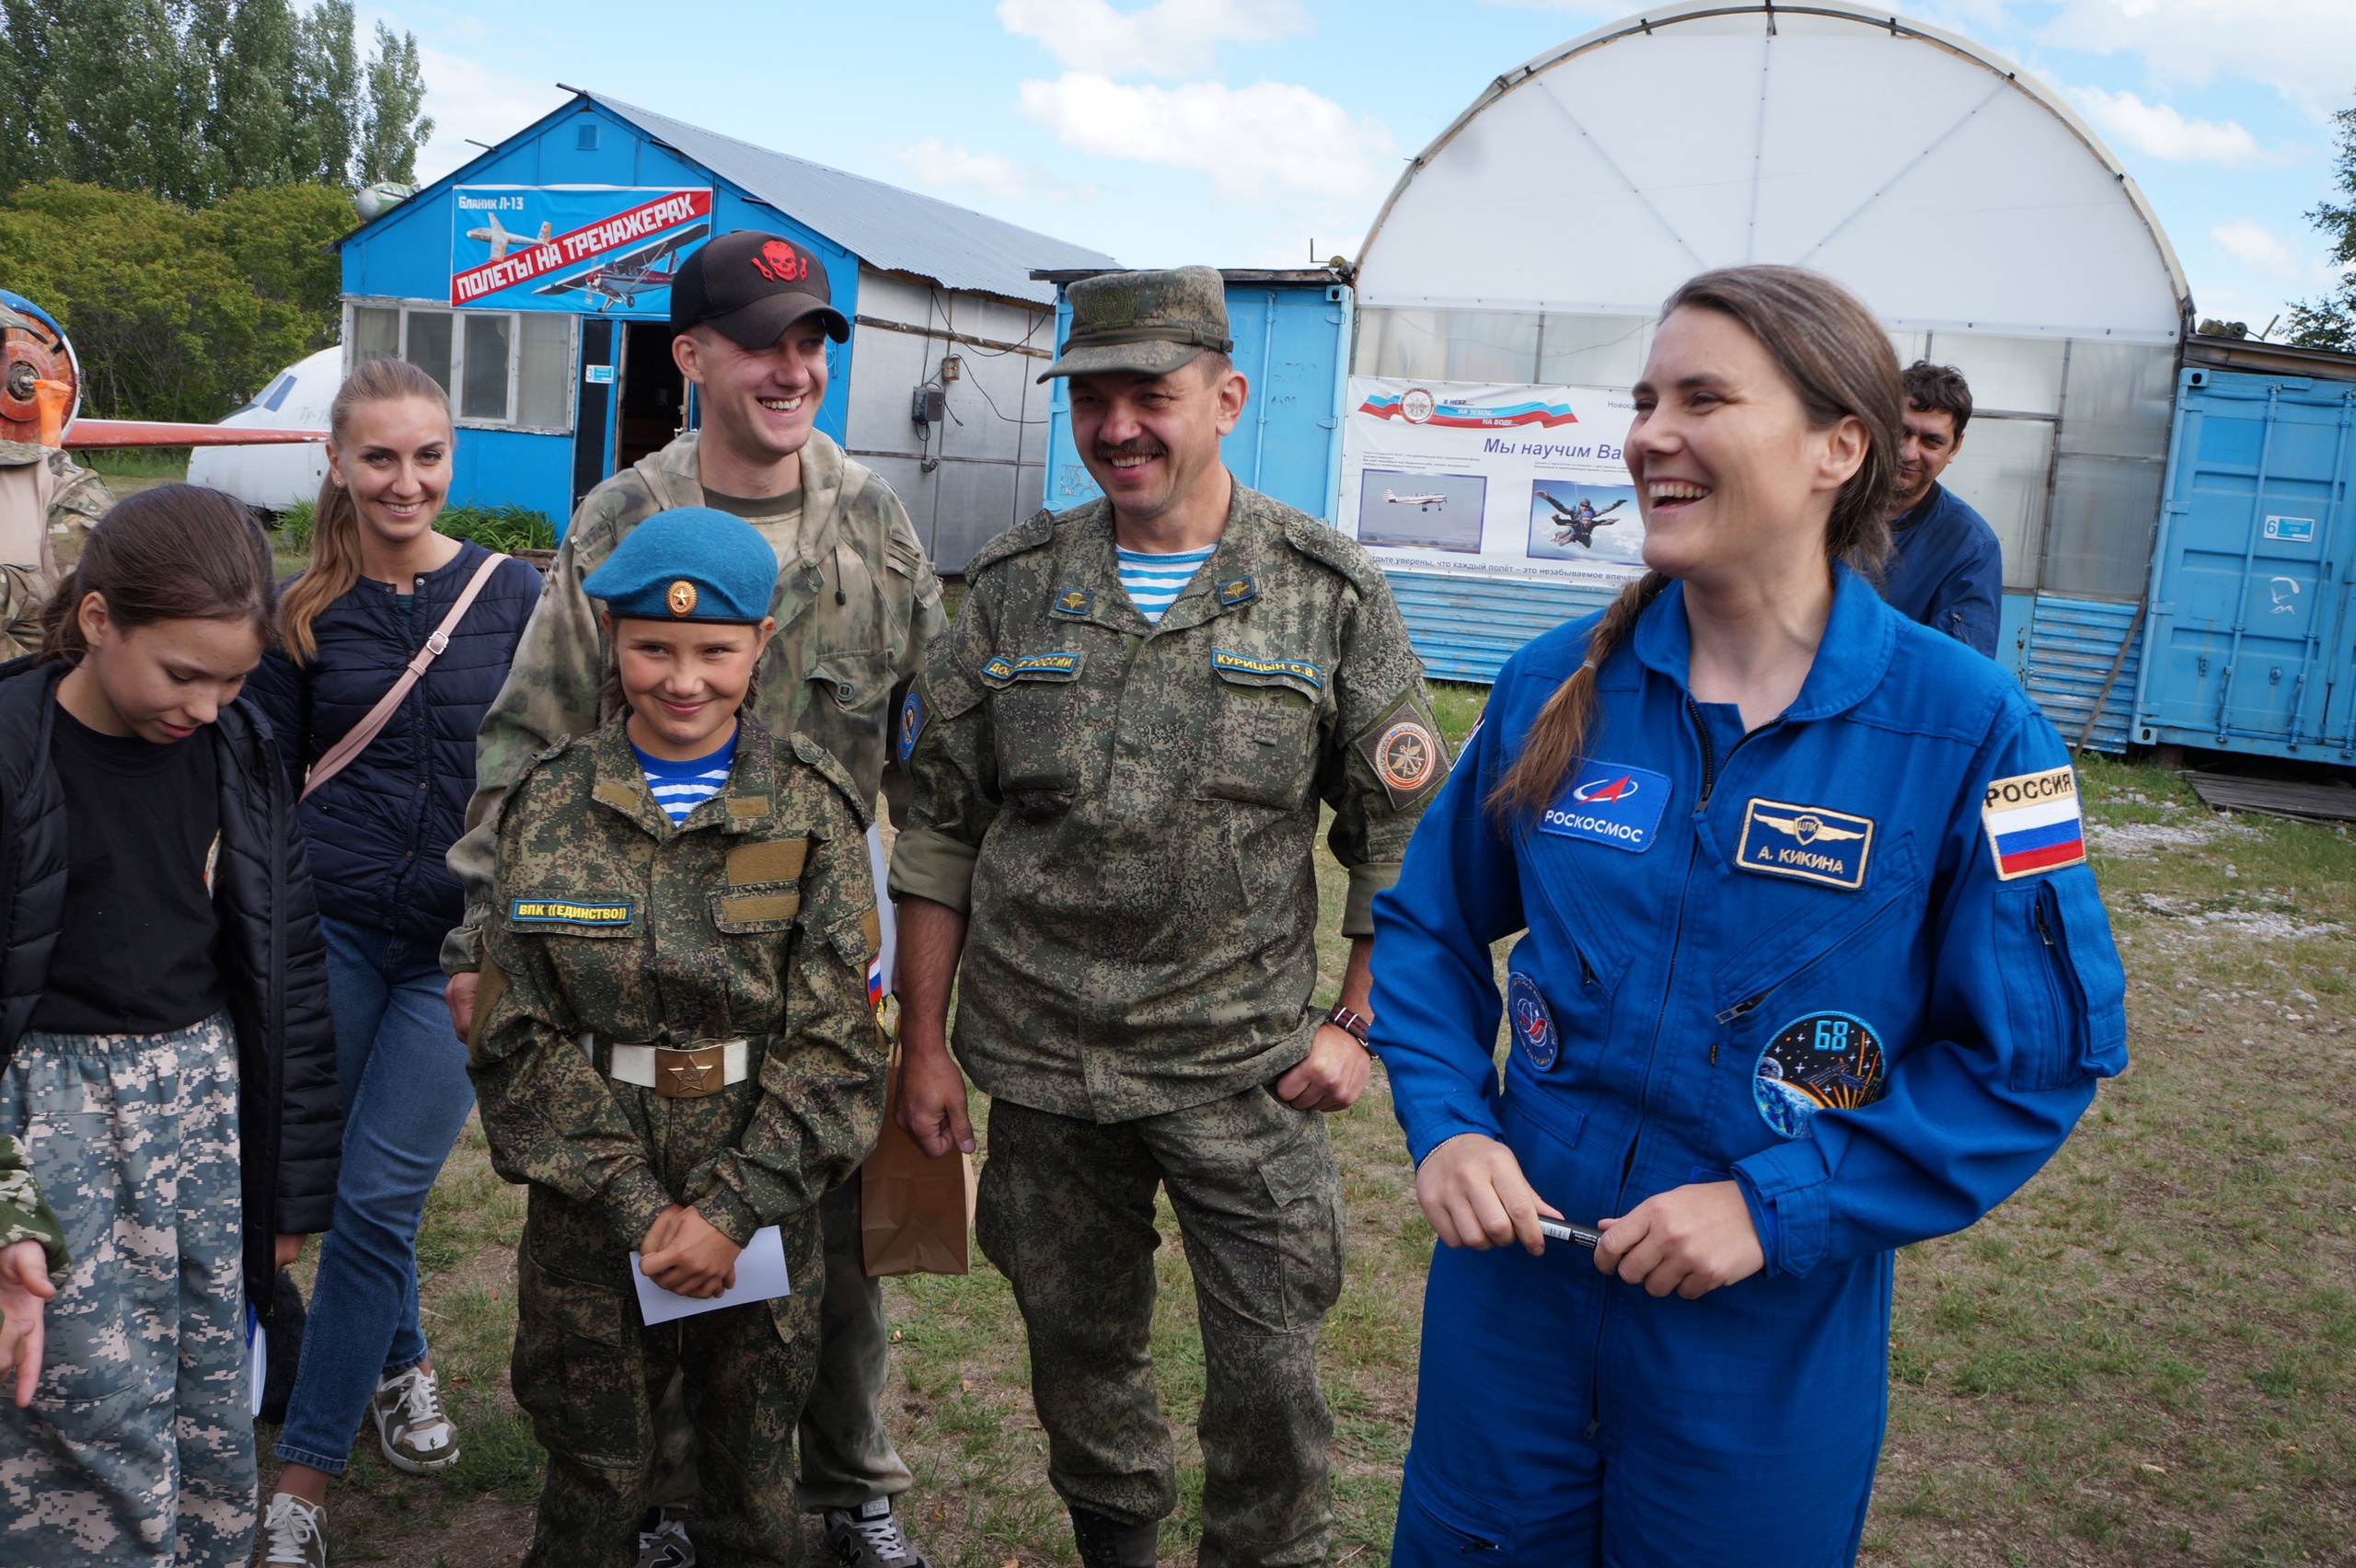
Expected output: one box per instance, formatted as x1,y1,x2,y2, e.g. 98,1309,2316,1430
1877,483,2004,657
1369,567,2127,1566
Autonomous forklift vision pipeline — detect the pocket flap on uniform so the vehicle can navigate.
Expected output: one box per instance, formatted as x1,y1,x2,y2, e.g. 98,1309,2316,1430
1259,1136,1333,1207
826,908,878,971
808,650,890,711
1211,648,1324,704
711,884,801,933
728,836,808,885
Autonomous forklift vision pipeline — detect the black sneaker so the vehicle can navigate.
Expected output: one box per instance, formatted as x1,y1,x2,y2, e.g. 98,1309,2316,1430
1070,1506,1158,1568
826,1498,931,1568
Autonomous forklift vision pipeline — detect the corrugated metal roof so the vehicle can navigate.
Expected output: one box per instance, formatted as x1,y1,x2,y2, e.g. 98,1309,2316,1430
587,92,1116,305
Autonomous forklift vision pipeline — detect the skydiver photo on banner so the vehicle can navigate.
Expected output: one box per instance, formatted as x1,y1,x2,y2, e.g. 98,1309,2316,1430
1336,376,1641,585
449,185,715,312
1528,478,1645,567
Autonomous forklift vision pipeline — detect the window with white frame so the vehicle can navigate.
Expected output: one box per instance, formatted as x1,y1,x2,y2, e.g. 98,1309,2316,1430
347,300,577,432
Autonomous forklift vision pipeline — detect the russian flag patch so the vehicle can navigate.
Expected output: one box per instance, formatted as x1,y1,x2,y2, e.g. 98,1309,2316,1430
1981,766,2086,880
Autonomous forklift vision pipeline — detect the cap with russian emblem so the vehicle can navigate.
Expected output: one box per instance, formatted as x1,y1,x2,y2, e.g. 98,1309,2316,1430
1038,265,1233,383
581,506,780,625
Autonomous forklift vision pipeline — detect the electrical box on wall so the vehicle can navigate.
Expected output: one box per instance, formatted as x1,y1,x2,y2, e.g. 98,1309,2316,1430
911,385,946,425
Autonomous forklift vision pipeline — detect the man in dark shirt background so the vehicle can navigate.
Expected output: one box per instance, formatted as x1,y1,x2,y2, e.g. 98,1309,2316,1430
1877,361,2004,657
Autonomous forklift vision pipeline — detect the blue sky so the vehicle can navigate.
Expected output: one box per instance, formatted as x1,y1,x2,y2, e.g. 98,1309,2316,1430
377,0,2354,337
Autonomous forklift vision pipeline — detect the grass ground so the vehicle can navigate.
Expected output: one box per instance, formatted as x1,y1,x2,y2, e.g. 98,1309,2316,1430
250,690,2355,1566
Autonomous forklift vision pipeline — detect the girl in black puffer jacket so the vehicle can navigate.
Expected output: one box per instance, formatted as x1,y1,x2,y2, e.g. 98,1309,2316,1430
0,486,341,1567
241,359,538,1558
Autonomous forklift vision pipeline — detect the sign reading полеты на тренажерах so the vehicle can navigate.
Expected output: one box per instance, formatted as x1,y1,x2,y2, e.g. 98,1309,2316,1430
449,187,714,312
1337,377,1643,586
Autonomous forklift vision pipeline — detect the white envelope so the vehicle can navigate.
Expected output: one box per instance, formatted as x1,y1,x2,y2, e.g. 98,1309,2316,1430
629,1224,791,1325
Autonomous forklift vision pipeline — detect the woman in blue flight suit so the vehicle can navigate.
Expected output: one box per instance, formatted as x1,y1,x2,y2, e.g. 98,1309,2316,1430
1370,266,2129,1566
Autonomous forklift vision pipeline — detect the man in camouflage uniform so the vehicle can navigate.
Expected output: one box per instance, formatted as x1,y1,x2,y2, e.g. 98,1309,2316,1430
469,508,887,1567
0,442,111,660
0,1132,70,1402
889,268,1452,1568
442,231,946,1567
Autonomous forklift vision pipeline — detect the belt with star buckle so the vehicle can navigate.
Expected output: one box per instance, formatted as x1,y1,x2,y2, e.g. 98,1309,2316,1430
606,1039,749,1099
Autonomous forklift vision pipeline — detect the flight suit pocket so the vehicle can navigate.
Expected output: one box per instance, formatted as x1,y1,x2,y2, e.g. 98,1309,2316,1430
1403,1460,1519,1558
1999,877,2128,1092
1198,663,1321,811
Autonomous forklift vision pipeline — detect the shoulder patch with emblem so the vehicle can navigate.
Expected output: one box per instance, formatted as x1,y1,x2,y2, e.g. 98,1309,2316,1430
1736,799,1876,890
898,689,925,761
1982,765,2085,879
1050,587,1094,619
1539,759,1669,851
981,651,1083,687
1357,711,1449,809
1216,574,1257,609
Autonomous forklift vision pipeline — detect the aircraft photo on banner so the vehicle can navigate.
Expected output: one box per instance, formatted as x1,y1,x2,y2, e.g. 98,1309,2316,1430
450,185,714,313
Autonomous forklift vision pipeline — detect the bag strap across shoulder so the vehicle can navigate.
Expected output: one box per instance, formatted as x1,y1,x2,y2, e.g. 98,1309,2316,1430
301,551,509,802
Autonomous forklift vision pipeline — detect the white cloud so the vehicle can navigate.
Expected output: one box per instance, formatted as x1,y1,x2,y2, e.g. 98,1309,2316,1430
2212,218,2300,276
889,137,1098,204
2069,86,2261,164
996,0,1311,78
411,45,570,184
1018,72,1397,204
2036,0,2356,116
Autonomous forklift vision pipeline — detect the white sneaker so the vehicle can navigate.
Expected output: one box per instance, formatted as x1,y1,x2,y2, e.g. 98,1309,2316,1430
261,1493,328,1566
370,1364,461,1473
638,1513,697,1567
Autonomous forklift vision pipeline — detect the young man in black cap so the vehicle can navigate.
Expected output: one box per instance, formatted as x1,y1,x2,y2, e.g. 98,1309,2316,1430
443,231,946,1568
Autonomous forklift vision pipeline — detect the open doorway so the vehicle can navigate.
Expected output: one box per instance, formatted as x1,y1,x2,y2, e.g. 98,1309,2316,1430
617,320,687,472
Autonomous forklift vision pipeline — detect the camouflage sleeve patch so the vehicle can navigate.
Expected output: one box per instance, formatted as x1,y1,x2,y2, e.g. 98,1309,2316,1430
1353,697,1452,811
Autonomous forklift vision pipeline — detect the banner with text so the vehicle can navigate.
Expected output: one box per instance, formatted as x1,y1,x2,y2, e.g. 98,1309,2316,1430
449,186,713,312
1337,377,1643,585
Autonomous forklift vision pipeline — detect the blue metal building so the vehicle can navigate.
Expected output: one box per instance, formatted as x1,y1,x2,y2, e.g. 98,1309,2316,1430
336,88,1115,571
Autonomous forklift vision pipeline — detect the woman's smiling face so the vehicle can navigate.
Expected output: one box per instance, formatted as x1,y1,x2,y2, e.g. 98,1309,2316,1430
327,394,453,548
1625,306,1864,586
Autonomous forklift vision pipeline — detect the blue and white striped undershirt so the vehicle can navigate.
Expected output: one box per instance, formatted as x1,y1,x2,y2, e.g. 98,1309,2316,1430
632,727,738,825
1115,544,1216,625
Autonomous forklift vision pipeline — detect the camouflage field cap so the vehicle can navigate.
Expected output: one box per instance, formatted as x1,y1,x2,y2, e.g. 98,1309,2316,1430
1037,266,1233,384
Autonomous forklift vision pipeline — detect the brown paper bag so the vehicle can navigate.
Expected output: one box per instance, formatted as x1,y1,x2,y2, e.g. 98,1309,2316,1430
861,1043,976,1276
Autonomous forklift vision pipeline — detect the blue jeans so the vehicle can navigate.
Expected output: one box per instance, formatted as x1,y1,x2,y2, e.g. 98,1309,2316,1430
272,917,477,1475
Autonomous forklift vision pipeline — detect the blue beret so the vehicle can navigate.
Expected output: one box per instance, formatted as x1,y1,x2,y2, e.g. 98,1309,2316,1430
583,507,779,624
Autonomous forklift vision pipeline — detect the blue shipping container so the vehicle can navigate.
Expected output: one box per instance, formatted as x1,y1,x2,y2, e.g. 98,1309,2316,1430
1040,272,1352,521
2133,365,2356,760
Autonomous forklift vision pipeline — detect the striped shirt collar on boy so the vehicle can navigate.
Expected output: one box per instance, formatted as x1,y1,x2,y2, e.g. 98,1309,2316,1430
632,728,739,825
1114,543,1217,626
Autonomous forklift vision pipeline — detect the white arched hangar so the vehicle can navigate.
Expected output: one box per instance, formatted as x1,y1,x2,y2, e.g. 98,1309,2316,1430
1346,1,2189,744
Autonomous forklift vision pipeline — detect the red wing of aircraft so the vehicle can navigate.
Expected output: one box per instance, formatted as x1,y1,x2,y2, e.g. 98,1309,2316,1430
535,223,712,306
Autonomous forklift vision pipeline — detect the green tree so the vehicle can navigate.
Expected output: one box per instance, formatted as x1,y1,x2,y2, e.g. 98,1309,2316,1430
357,19,430,186
2288,102,2356,351
0,177,353,419
0,0,430,202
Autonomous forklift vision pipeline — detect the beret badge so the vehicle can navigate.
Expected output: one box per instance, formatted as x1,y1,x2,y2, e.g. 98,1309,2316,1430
667,580,699,617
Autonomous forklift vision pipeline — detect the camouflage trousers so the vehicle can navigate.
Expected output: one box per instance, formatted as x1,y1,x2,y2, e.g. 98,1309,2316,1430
645,1174,912,1514
0,1014,255,1566
976,1086,1346,1568
513,1183,825,1568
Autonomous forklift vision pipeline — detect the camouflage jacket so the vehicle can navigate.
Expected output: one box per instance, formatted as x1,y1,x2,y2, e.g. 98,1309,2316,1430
443,428,947,974
0,443,112,661
0,1132,69,1288
888,482,1449,1122
471,715,887,1251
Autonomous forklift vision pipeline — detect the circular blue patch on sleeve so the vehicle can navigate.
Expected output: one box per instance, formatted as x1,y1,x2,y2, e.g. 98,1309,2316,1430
1507,972,1558,1071
1753,1010,1886,1139
897,690,924,762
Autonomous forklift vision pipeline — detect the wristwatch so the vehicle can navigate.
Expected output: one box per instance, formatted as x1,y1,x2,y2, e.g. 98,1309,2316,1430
1325,1003,1374,1052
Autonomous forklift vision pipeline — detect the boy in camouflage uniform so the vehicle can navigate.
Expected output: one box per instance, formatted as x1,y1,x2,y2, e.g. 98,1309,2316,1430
889,268,1451,1568
469,508,888,1568
444,231,942,1568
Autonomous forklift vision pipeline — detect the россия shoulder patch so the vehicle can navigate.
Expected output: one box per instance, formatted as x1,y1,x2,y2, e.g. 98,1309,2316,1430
1982,765,2085,879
